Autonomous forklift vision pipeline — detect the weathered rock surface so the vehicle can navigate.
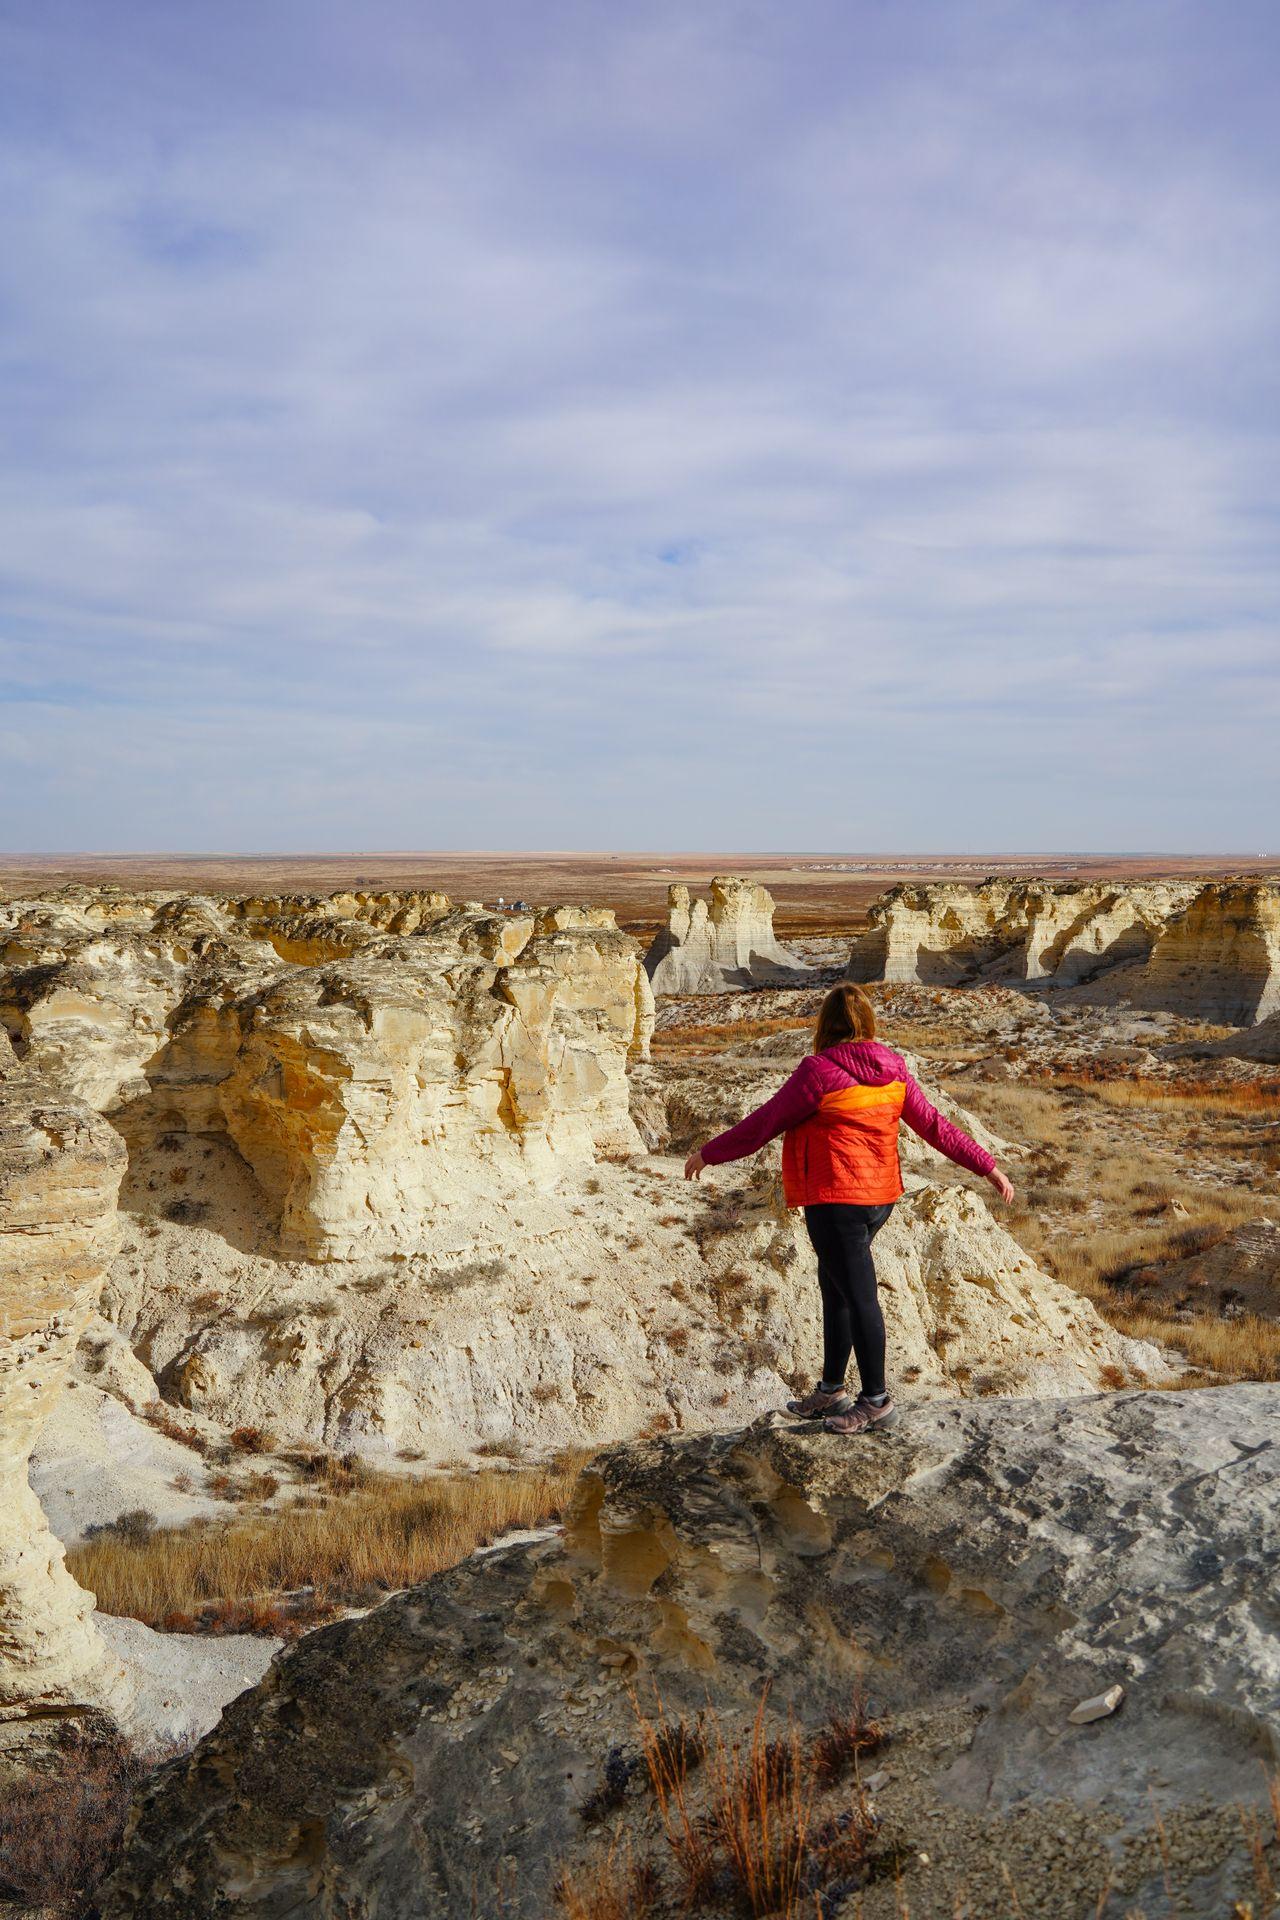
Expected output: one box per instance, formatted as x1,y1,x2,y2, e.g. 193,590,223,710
0,1067,129,1724
1209,1010,1280,1061
846,879,1200,991
1,890,654,1258
1126,1218,1280,1321
1131,881,1280,1024
3,889,1159,1471
103,1385,1280,1919
645,876,810,994
98,1114,1161,1460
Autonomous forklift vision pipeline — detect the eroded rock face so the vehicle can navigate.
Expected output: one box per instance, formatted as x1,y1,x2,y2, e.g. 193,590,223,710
0,890,653,1259
103,1385,1280,1919
103,1161,1161,1459
1132,882,1280,1024
846,879,1199,991
645,876,810,994
847,878,1280,1025
0,1067,129,1723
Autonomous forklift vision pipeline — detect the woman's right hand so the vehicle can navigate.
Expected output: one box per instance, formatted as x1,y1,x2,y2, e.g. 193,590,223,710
684,1146,707,1181
987,1167,1015,1204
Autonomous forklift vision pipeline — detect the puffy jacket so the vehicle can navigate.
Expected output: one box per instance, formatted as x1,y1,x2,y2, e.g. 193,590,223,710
700,1040,995,1208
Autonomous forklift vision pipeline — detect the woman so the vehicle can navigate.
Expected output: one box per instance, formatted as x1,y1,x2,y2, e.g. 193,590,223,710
684,983,1015,1435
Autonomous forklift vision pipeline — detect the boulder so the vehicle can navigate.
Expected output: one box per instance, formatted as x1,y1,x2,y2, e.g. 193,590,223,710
102,1384,1280,1919
645,876,810,994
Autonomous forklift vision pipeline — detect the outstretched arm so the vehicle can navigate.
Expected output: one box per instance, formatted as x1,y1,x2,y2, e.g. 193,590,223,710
685,1057,825,1180
901,1076,1015,1202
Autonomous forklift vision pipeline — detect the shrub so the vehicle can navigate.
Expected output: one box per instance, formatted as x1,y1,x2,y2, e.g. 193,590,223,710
0,1725,175,1916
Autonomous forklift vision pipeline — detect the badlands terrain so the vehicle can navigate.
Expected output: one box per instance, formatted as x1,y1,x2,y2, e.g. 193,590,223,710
0,860,1278,1917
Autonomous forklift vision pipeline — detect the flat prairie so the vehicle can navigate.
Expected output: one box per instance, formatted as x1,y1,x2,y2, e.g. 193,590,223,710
3,848,1277,941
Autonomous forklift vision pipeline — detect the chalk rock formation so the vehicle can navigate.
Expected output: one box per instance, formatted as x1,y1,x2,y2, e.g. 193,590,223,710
104,1384,1279,1920
847,879,1198,990
1131,881,1280,1023
103,1138,1161,1460
206,911,651,1258
0,1067,129,1724
645,876,809,994
0,891,654,1259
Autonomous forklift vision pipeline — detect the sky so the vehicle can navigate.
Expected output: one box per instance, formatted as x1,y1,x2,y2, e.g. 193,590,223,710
1,0,1278,853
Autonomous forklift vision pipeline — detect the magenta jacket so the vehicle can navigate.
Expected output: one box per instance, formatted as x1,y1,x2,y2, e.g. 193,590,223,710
701,1040,995,1207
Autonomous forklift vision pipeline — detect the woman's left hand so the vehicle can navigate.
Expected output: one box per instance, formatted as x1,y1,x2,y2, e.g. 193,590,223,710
684,1147,707,1181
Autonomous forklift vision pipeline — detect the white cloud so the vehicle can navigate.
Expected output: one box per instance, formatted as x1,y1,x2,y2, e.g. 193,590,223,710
0,0,1277,850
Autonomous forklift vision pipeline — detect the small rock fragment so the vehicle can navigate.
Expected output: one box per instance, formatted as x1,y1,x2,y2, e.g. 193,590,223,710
1068,1683,1124,1724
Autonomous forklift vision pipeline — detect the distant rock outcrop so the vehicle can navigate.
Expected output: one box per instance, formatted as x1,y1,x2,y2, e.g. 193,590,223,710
846,877,1280,1021
644,876,810,994
846,879,1198,989
104,1384,1280,1920
1130,880,1280,1023
0,1066,129,1726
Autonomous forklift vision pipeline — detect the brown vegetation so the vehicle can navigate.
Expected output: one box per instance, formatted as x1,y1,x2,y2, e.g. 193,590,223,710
0,1725,168,1917
558,1690,884,1920
1042,1070,1280,1117
67,1458,586,1633
652,1016,814,1059
952,1075,1278,1383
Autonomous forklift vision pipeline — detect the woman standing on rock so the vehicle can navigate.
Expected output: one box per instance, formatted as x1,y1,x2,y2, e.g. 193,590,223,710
685,983,1015,1435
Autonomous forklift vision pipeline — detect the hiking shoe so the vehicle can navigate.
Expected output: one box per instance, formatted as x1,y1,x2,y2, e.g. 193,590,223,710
823,1393,897,1435
787,1385,855,1420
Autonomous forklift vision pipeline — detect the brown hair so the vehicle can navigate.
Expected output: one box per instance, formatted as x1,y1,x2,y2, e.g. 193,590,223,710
812,982,877,1054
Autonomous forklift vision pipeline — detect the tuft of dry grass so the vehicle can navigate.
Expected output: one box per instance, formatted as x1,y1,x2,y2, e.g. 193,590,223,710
628,1688,882,1918
555,1841,661,1919
67,1456,587,1633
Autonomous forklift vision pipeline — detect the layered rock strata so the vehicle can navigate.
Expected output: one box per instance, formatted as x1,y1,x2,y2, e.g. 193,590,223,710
846,879,1200,990
1131,881,1280,1023
103,1384,1279,1919
645,876,810,994
845,877,1280,1022
1,891,654,1258
0,1067,129,1724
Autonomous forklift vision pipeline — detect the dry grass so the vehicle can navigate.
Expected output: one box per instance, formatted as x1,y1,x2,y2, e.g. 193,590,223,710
951,1074,1278,1382
622,1688,883,1918
1041,1071,1280,1117
67,1457,587,1633
555,1842,661,1919
652,1015,813,1058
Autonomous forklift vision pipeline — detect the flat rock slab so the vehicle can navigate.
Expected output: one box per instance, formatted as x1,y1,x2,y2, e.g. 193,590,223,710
103,1385,1280,1919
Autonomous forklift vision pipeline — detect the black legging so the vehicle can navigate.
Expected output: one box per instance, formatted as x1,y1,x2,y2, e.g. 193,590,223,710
803,1202,895,1397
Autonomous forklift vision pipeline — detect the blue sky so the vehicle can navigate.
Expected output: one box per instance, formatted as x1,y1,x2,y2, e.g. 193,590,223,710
1,0,1277,852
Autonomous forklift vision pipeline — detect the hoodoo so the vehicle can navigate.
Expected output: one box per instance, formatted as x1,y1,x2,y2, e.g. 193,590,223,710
644,875,810,993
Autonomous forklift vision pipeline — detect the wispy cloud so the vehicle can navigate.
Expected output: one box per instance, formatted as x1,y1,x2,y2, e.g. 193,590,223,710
1,0,1277,850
